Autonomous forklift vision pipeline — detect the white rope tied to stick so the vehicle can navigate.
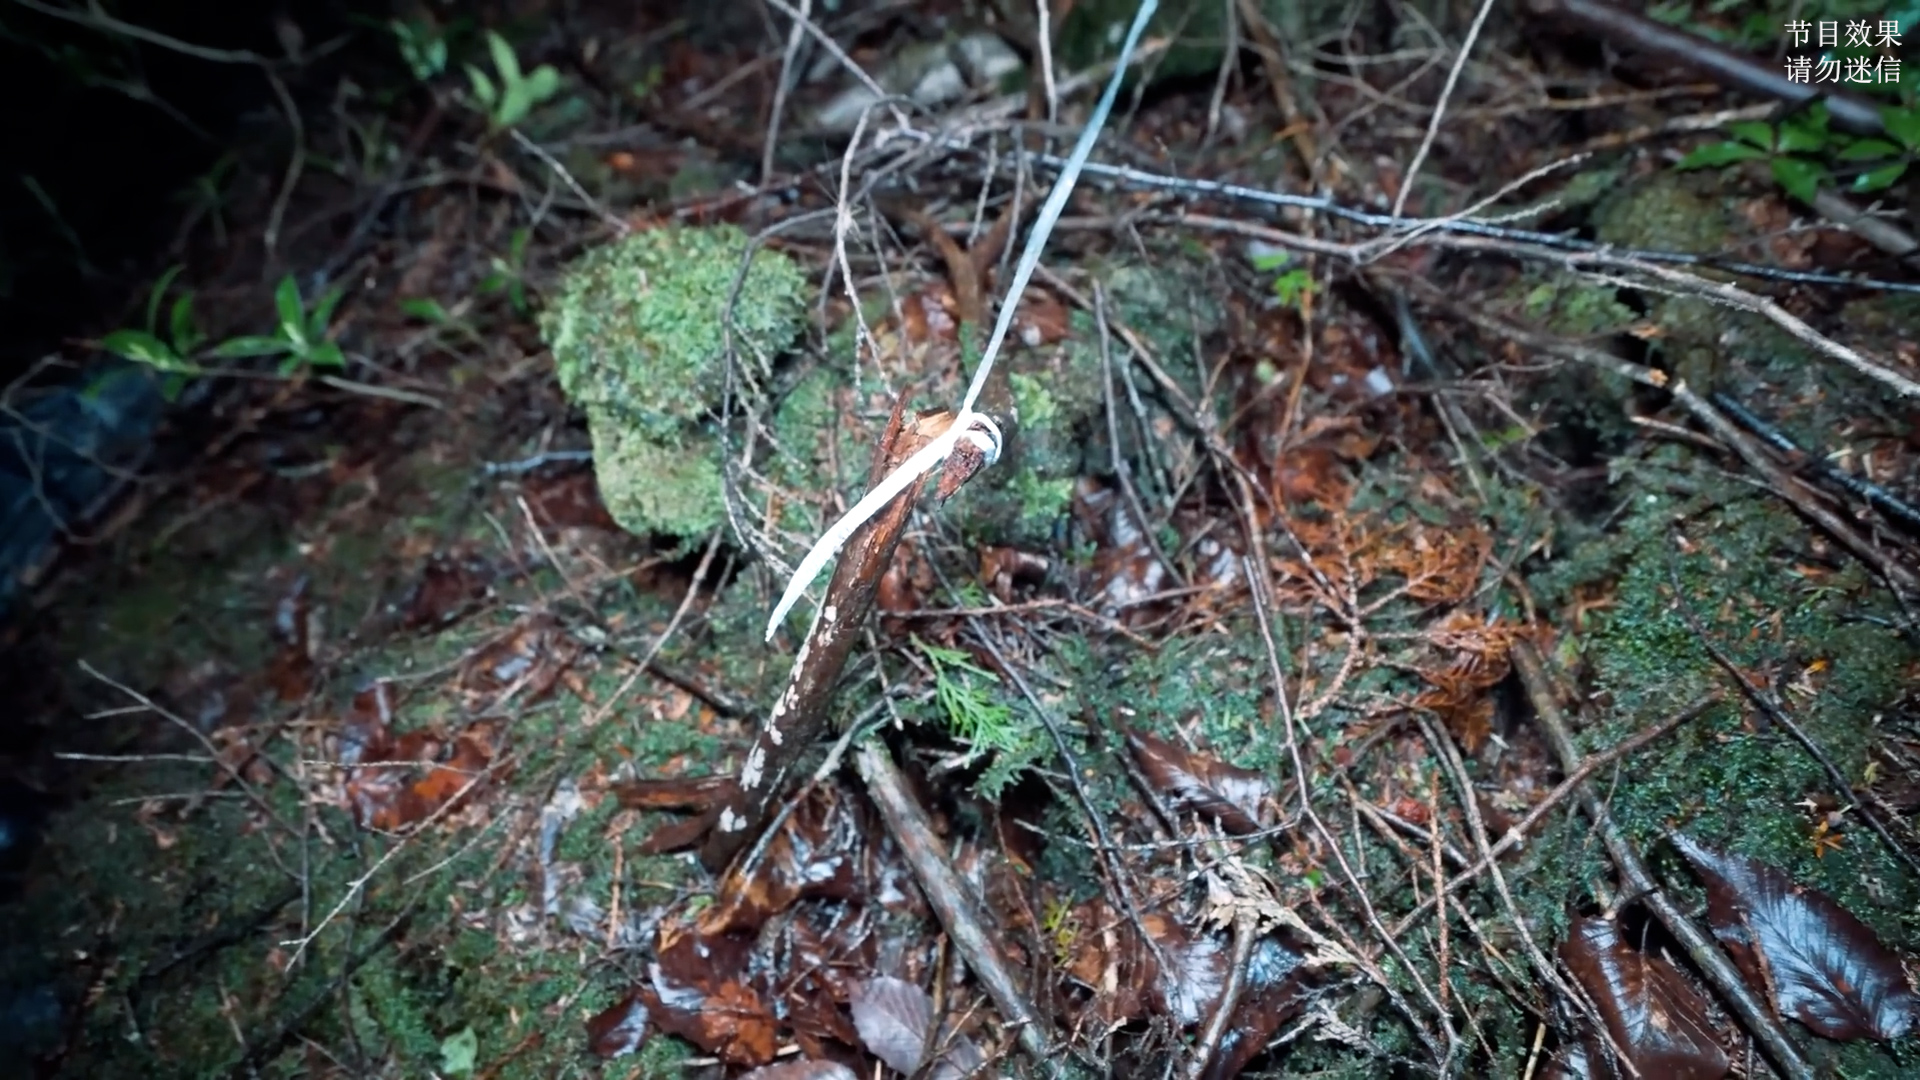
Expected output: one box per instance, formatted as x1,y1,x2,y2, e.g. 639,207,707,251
765,0,1161,642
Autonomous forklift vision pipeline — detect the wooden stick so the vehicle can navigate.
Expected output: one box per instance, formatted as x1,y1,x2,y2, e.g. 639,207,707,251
856,740,1065,1078
701,397,932,870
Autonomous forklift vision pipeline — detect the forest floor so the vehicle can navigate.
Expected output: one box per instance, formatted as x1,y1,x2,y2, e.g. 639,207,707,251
3,1,1920,1078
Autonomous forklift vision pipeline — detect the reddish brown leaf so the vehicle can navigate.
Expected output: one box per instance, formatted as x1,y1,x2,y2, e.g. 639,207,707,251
613,774,738,811
337,681,396,764
979,546,1049,602
1670,832,1919,1041
697,789,865,935
1201,936,1311,1080
341,711,506,831
461,617,576,702
1125,729,1273,835
1559,916,1730,1079
1064,904,1219,1026
641,977,776,1067
585,990,650,1058
1073,480,1167,613
849,977,984,1080
637,810,718,855
267,573,315,701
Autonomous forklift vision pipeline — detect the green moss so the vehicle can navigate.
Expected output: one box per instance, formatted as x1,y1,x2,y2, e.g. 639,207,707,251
1517,278,1636,338
1592,172,1730,256
1010,372,1059,428
585,410,725,539
541,225,806,439
1521,449,1920,1069
539,225,808,541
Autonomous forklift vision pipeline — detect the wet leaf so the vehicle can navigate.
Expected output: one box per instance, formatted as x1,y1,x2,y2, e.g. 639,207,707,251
1559,916,1729,1079
460,616,576,703
979,545,1049,602
342,713,505,831
1202,936,1311,1080
266,573,315,701
1072,480,1167,614
697,789,866,935
1670,832,1919,1041
641,973,777,1067
849,976,984,1080
1125,729,1273,835
585,990,650,1058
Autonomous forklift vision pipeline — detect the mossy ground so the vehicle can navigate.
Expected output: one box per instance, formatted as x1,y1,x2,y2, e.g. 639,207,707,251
8,391,753,1078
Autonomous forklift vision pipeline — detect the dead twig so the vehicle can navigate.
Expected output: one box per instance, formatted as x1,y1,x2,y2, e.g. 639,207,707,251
855,740,1063,1078
1391,0,1499,219
1389,694,1720,937
704,397,949,869
1245,559,1455,1064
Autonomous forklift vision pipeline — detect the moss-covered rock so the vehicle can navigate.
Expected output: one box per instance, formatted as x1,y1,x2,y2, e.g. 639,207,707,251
542,225,805,438
540,225,808,539
585,412,726,539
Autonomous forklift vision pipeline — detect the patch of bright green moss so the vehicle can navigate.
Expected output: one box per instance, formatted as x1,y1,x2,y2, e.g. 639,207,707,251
541,225,806,439
585,414,726,540
540,225,808,540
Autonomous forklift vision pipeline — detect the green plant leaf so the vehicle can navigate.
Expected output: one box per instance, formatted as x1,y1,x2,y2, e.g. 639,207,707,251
440,1026,478,1077
273,276,305,335
101,329,183,369
1852,161,1910,192
304,341,347,369
464,64,496,108
211,334,293,359
1250,251,1290,272
524,64,559,103
1675,141,1766,169
1776,110,1830,155
308,284,346,335
168,292,201,355
1883,106,1920,151
145,264,185,334
400,297,450,322
1270,267,1314,309
486,32,521,85
1836,138,1902,161
1726,120,1775,149
1770,156,1827,204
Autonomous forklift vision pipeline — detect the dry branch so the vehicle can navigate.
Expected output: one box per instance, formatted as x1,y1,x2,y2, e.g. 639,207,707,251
1525,0,1889,136
855,740,1063,1078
